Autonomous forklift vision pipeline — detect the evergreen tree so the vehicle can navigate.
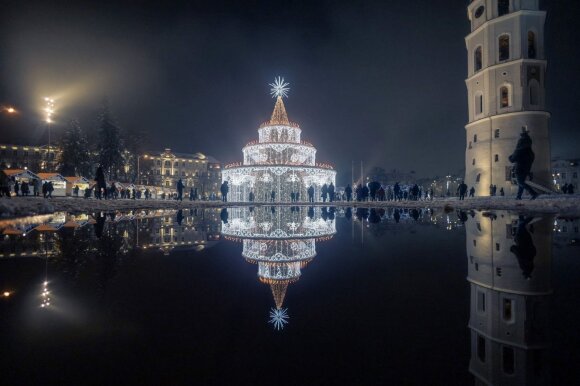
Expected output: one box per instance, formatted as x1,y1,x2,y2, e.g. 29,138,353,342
58,119,92,176
96,99,124,180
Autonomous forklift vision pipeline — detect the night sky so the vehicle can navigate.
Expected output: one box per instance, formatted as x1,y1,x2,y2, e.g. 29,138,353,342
1,0,579,182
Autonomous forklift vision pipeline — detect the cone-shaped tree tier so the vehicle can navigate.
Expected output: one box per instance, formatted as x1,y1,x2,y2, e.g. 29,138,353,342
270,282,288,310
269,96,290,125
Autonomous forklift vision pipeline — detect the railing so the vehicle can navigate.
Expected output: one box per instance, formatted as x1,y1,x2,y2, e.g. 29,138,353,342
224,161,335,169
243,140,314,147
259,121,300,128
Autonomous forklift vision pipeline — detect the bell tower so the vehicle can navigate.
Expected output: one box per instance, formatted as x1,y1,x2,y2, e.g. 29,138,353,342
464,0,551,196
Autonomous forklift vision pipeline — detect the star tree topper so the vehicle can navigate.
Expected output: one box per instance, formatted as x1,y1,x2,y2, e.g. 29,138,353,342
269,77,290,98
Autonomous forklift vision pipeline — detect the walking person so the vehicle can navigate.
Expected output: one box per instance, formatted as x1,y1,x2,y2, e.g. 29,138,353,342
509,128,538,200
469,187,475,197
177,178,184,201
308,185,314,203
345,184,353,202
95,166,106,200
457,181,468,200
220,181,229,202
328,182,335,203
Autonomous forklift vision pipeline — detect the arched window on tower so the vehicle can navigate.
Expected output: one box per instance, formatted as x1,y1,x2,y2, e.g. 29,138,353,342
528,31,537,59
500,86,510,108
499,34,510,61
474,46,482,72
475,93,484,116
529,79,540,106
498,0,510,16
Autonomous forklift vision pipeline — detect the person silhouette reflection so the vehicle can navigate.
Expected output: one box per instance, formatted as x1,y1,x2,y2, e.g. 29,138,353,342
307,207,314,219
393,209,401,223
176,209,184,226
510,216,537,279
94,213,106,239
345,207,352,220
457,210,468,223
410,209,419,221
220,208,229,224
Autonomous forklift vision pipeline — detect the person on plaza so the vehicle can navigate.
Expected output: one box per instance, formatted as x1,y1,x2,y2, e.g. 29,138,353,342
457,181,468,200
73,185,79,197
220,181,229,202
328,182,335,203
189,187,194,201
270,189,276,202
345,184,353,202
249,191,255,202
21,181,29,196
290,192,295,202
568,184,575,194
47,181,54,198
308,185,314,203
469,186,475,197
562,183,568,194
362,184,369,201
500,187,505,196
509,127,538,200
393,182,401,201
378,186,385,201
95,166,106,200
14,180,20,196
321,183,328,202
176,178,184,201
0,172,10,198
34,178,41,196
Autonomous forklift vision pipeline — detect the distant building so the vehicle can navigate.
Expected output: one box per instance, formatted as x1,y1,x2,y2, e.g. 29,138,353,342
464,0,551,196
0,143,61,172
551,158,579,192
140,148,222,198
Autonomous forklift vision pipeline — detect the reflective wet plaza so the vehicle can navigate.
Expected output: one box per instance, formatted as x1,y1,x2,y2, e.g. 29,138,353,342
0,207,579,385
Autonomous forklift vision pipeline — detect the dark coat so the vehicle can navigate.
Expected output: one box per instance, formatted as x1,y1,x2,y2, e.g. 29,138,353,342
509,133,535,175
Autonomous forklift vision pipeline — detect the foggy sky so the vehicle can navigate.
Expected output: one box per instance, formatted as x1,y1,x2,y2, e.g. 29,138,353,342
1,0,579,182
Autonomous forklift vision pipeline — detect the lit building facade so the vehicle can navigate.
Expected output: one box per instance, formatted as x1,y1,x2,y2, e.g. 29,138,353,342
221,78,336,202
551,157,579,192
464,0,551,196
140,149,222,198
466,211,552,384
0,143,61,172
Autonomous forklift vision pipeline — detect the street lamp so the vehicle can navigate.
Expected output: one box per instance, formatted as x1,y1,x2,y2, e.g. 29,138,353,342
44,98,55,171
1,106,17,114
137,154,148,185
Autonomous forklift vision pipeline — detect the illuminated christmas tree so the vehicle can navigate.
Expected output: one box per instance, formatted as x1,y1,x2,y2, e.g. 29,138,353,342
221,77,336,202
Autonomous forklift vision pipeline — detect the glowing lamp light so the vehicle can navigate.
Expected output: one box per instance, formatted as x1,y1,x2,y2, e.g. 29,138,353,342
3,291,11,298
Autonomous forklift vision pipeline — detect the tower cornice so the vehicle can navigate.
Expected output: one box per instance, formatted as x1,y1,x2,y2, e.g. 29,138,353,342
465,111,551,129
464,58,547,83
465,9,546,43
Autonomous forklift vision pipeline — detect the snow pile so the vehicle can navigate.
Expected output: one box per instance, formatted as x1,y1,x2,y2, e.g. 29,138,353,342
0,199,54,218
0,194,579,219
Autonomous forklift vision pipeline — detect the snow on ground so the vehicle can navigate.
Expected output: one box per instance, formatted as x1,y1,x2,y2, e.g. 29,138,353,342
0,195,579,219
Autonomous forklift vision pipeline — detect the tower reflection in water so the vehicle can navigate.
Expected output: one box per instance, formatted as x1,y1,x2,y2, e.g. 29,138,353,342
221,206,336,330
465,211,552,385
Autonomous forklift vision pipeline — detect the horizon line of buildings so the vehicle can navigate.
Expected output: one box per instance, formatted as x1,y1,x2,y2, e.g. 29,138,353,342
0,141,577,195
